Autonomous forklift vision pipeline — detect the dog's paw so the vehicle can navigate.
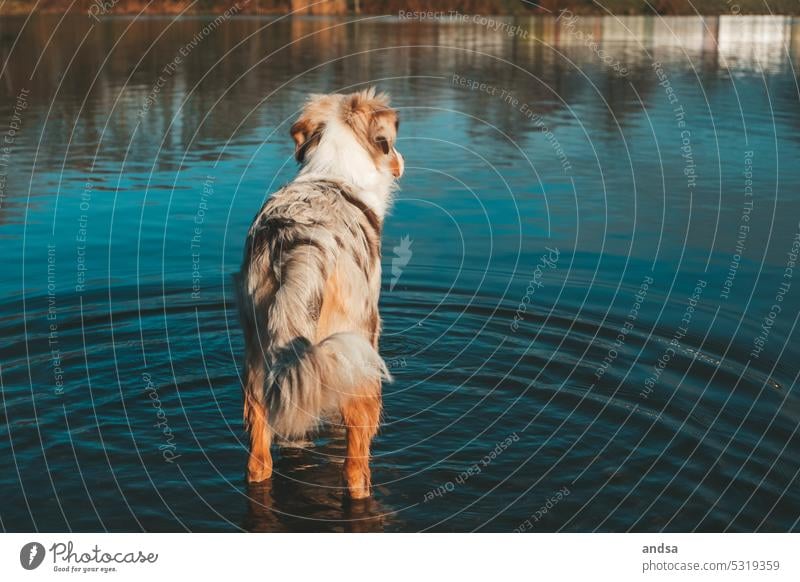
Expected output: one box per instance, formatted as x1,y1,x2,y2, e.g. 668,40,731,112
347,484,371,500
247,459,273,483
344,463,371,499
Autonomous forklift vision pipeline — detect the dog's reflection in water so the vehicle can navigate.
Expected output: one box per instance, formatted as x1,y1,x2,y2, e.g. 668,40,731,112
244,438,392,532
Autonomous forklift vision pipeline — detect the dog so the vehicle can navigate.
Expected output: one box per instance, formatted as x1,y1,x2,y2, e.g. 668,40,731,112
238,88,403,499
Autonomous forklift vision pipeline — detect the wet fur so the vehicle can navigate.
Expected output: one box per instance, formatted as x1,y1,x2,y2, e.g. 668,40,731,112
238,88,402,499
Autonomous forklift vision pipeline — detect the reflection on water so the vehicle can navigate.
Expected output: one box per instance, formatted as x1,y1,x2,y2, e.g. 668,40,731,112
1,15,799,532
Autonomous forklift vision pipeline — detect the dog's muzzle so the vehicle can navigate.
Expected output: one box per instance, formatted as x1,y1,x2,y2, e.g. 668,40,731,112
392,148,404,178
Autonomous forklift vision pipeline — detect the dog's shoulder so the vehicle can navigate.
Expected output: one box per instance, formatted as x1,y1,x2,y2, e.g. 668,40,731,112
255,180,358,227
244,180,364,267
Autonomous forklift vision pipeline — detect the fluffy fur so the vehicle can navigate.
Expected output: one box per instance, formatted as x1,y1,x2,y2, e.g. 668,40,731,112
238,88,403,499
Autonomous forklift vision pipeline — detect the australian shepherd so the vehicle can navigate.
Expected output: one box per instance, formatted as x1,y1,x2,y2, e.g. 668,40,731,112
238,88,403,499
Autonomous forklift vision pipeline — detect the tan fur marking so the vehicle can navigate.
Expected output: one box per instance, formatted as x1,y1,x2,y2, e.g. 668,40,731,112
341,390,381,499
316,270,348,342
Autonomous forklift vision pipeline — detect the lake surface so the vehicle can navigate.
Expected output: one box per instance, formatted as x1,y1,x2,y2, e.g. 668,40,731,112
1,14,799,532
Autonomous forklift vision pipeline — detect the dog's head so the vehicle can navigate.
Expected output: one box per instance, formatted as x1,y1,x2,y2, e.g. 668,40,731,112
290,88,404,180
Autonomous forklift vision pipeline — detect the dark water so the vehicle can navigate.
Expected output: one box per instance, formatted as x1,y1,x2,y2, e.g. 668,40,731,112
1,14,800,532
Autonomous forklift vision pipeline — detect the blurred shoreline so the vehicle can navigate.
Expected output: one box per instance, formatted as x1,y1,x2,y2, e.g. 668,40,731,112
2,0,800,17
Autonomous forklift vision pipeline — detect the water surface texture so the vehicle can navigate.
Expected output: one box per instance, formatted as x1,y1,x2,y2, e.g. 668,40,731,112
1,14,800,532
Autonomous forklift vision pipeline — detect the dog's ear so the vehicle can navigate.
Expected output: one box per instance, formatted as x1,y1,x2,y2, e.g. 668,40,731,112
290,118,323,163
343,88,403,177
290,94,340,163
343,88,392,147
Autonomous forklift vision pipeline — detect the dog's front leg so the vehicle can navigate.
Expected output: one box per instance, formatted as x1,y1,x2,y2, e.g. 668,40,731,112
341,389,381,499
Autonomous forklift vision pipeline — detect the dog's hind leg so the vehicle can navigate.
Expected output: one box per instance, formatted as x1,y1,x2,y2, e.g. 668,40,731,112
341,388,381,499
244,350,273,483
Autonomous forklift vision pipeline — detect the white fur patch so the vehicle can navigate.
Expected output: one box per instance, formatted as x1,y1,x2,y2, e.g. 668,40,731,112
296,117,396,219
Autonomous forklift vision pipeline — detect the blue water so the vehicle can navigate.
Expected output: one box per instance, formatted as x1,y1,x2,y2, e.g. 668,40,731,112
1,14,799,532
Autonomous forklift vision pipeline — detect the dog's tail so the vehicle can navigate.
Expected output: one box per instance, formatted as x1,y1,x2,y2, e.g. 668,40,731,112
266,331,389,439
251,244,388,439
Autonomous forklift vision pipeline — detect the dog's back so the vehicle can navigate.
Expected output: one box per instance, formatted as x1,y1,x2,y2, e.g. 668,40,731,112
238,179,388,440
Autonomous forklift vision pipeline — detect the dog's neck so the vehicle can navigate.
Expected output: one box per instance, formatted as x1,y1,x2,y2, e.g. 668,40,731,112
295,119,395,219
